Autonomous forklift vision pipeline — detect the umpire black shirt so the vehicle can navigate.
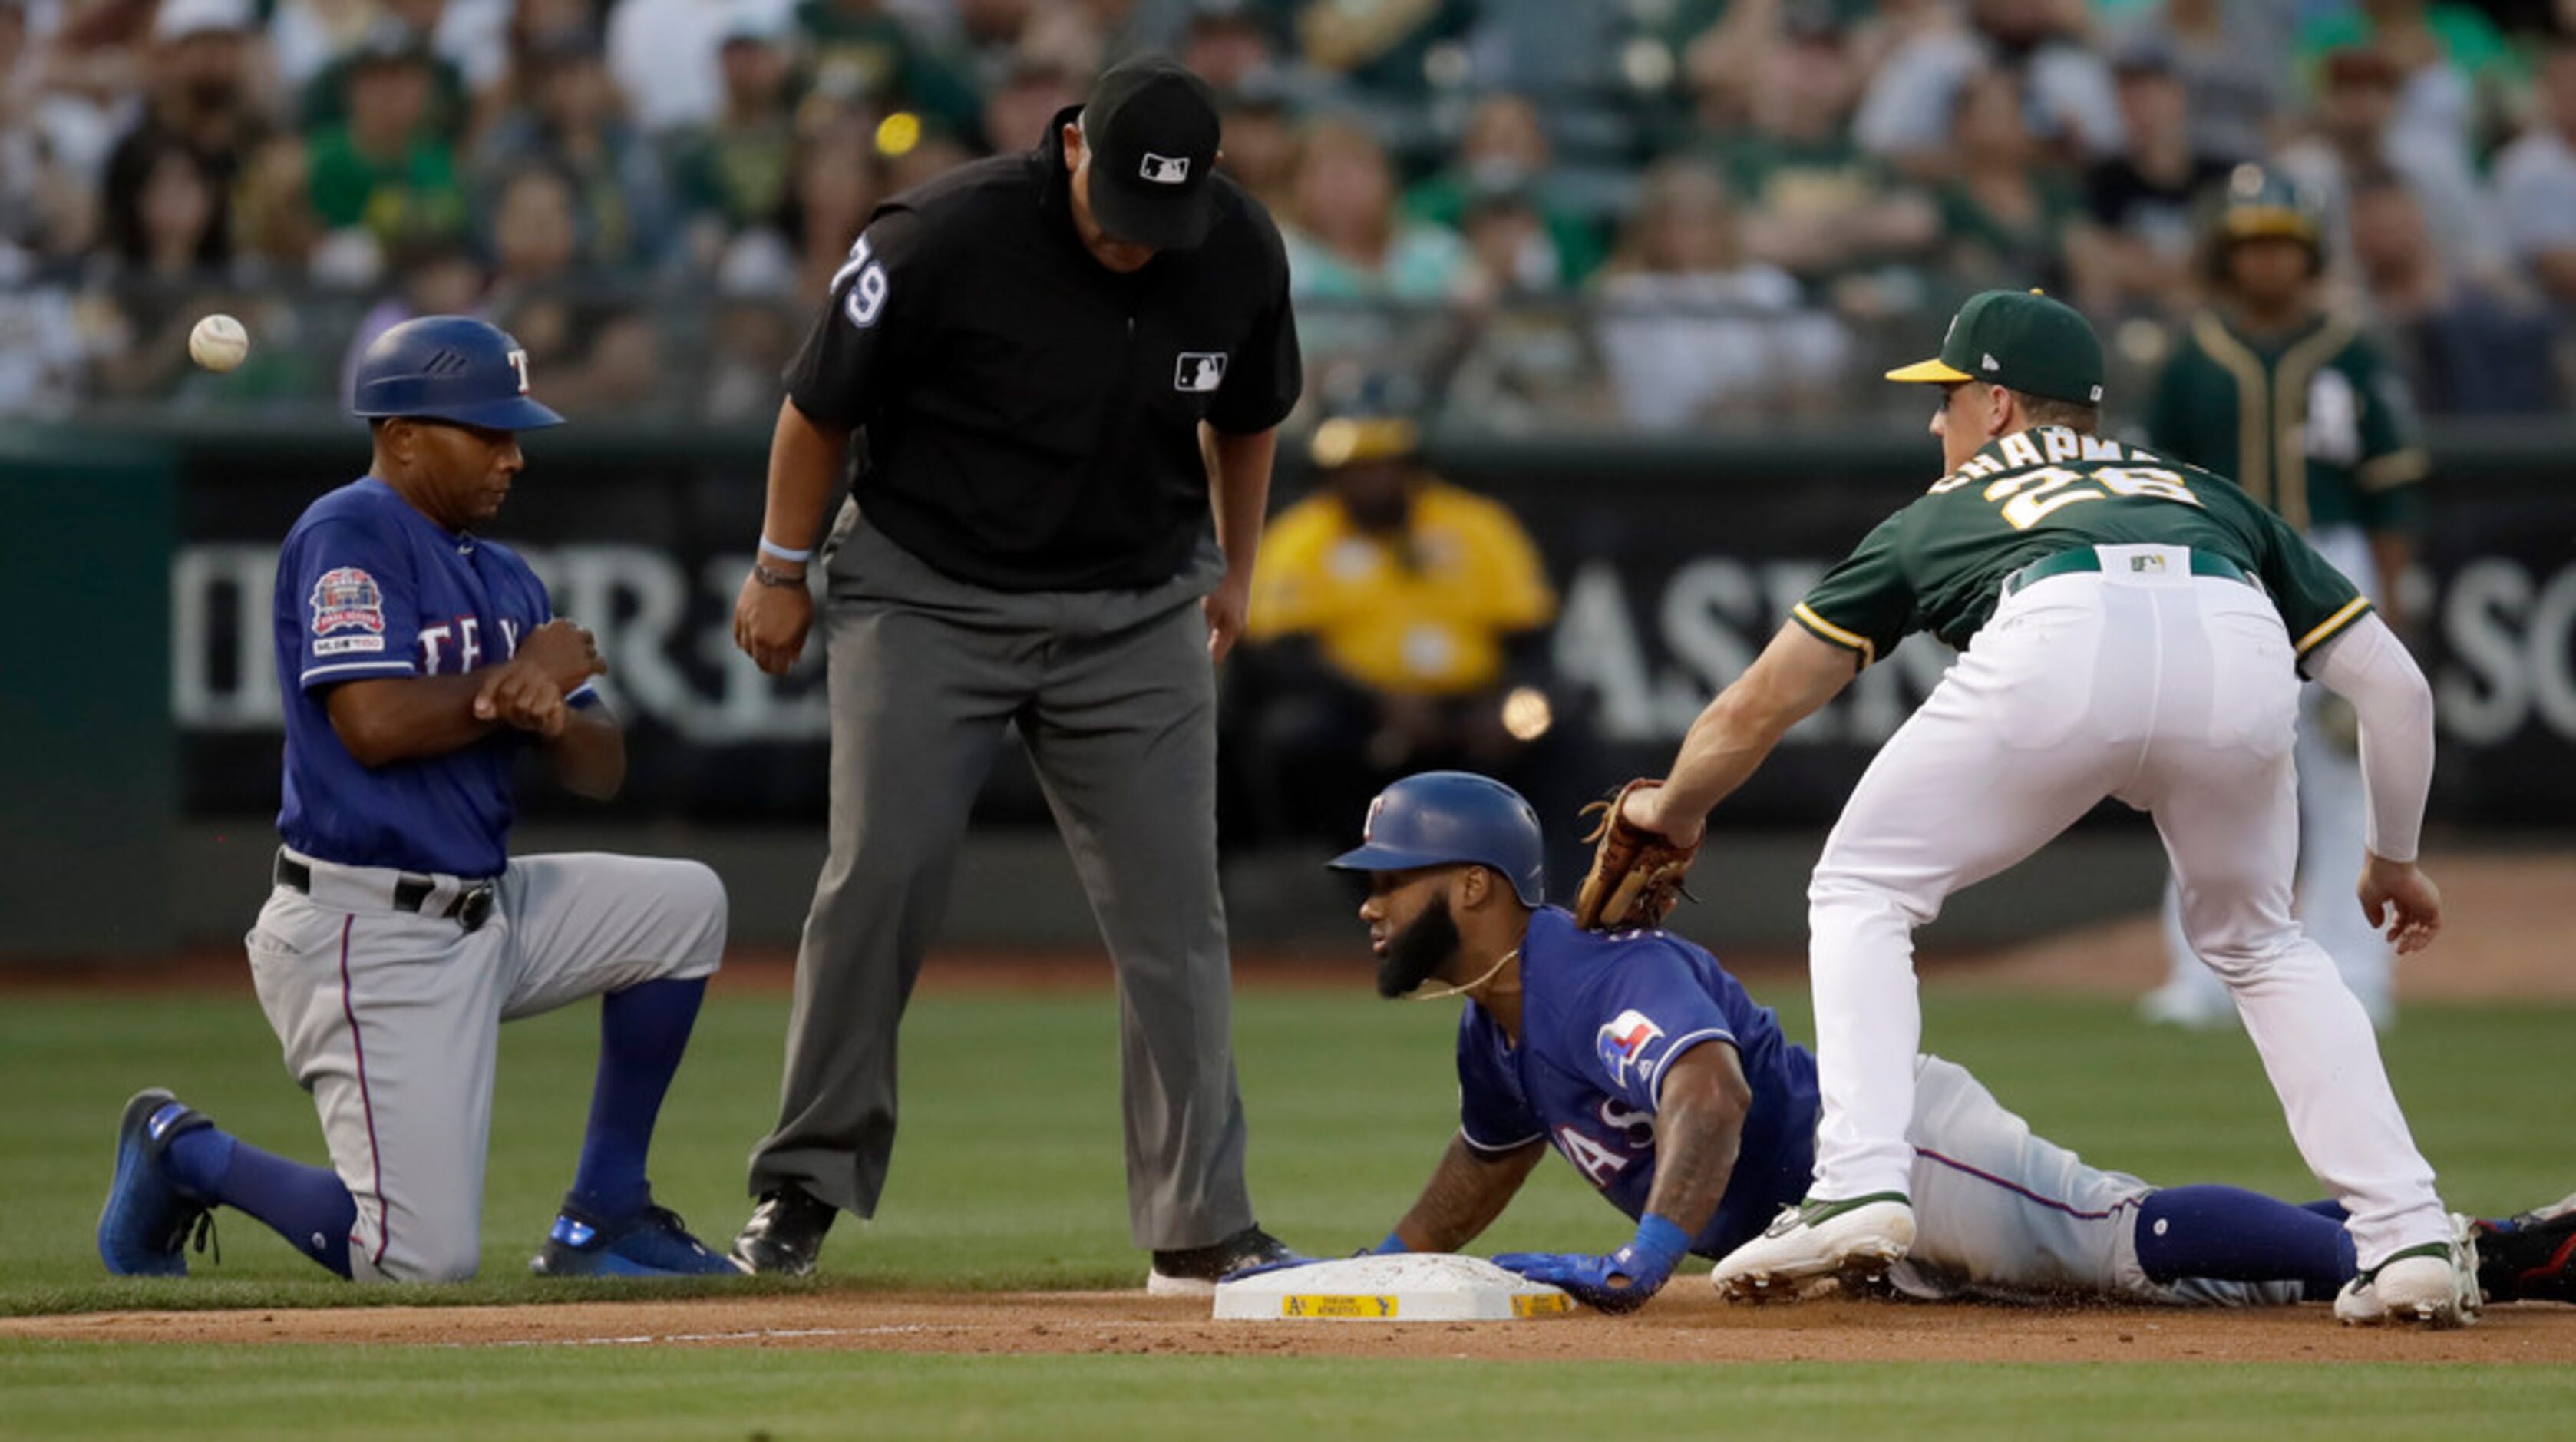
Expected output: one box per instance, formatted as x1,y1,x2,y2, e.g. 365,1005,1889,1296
784,106,1302,593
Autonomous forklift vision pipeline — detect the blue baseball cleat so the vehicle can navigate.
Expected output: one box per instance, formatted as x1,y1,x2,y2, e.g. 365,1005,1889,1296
530,1198,748,1278
97,1089,216,1277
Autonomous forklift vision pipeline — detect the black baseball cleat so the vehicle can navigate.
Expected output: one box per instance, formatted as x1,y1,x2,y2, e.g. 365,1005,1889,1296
1147,1223,1303,1296
2473,1193,2576,1304
731,1185,837,1275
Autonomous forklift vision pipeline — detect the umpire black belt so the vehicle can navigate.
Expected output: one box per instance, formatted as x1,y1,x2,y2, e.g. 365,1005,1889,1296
2001,546,2254,599
275,851,496,933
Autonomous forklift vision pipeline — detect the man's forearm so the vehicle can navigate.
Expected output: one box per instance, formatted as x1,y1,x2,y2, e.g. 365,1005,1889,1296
545,704,626,800
326,672,510,766
1660,623,1861,821
1638,1075,1748,1240
761,399,853,555
1392,1135,1544,1252
1205,423,1276,574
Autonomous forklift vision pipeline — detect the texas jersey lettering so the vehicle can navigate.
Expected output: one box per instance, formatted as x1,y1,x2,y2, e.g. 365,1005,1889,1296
1455,908,1820,1259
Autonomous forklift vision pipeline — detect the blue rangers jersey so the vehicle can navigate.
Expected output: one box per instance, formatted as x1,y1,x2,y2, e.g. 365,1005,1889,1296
1457,907,1821,1258
272,478,595,878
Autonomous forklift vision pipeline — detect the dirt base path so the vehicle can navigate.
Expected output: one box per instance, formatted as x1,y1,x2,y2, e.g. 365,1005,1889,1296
9,1291,2572,1364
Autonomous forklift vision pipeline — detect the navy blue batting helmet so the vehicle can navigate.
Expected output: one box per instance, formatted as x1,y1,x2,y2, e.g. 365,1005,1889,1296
350,315,564,430
1329,771,1545,906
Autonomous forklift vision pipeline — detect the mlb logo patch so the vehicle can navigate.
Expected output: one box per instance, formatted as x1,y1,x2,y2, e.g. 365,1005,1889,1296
2130,554,2168,573
1595,1009,1664,1085
1140,152,1191,185
1175,352,1227,392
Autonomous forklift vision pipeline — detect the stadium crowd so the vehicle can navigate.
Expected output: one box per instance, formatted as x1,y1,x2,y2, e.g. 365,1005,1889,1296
5,0,2574,422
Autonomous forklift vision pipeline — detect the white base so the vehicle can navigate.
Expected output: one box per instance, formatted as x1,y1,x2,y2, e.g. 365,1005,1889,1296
1210,1254,1574,1322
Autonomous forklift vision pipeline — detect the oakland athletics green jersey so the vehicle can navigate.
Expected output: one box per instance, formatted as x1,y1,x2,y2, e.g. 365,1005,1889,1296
2145,309,2428,534
1793,425,2370,666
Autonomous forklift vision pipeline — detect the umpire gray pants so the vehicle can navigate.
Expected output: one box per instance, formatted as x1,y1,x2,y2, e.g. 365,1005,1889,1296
748,504,1253,1251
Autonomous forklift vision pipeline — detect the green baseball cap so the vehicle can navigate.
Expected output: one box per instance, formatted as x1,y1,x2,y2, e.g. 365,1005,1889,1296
1885,289,2105,406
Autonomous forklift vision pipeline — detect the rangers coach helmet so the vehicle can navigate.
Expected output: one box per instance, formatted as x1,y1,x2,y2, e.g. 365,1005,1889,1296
1329,771,1547,906
351,315,565,430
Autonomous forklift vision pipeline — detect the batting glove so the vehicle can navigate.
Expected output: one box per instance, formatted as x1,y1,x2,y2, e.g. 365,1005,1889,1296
1491,1215,1692,1315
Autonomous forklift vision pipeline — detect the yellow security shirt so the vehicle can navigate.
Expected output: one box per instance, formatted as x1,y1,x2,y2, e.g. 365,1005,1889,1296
1247,481,1556,696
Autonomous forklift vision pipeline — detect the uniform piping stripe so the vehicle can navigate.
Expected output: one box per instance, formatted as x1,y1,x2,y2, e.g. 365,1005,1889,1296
1917,1146,2130,1222
2296,597,2373,656
338,916,391,1268
1459,1124,1545,1156
1791,604,1877,669
1644,1029,1732,1106
300,660,416,684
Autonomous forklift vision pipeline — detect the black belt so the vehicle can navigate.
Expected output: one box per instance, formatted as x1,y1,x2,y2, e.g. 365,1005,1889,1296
275,853,495,933
2001,547,2254,599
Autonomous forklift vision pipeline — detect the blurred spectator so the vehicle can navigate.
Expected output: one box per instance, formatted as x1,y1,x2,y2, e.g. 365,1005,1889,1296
2495,38,2576,310
1213,78,1296,214
339,235,485,402
2274,46,2497,290
2112,0,2294,166
1855,0,2126,176
2348,169,2560,415
1933,67,2079,294
2067,42,2230,317
609,0,796,137
1293,0,1475,99
668,8,801,269
2294,0,2522,165
1179,0,1280,95
1707,12,1940,293
474,28,671,271
276,0,504,109
978,49,1083,154
1403,91,1605,288
87,136,232,400
230,133,324,278
1451,176,1558,299
296,2,471,139
15,0,149,190
1280,115,1468,300
304,26,470,266
1234,376,1557,846
484,161,664,415
2,0,101,265
0,243,91,415
101,0,270,249
880,121,973,191
1592,157,1848,427
797,0,980,141
769,117,884,299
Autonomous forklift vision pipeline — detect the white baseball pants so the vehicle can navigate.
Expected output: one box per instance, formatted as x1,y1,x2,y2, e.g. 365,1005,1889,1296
1803,545,2449,1268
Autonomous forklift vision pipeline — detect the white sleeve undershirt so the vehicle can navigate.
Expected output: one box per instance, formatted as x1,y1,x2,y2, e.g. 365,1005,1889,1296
2307,612,2435,863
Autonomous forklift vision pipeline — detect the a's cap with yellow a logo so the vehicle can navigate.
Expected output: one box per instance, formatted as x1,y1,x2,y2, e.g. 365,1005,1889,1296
1885,289,2105,406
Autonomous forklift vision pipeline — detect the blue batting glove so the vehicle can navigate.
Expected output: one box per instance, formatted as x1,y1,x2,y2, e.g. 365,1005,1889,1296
1362,1231,1409,1256
1491,1215,1692,1315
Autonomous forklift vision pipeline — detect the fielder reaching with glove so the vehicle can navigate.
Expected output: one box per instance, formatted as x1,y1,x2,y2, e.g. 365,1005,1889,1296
1580,289,2465,1326
1333,772,2576,1317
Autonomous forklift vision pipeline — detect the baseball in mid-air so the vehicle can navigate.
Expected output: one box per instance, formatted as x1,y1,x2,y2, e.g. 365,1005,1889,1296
189,313,249,372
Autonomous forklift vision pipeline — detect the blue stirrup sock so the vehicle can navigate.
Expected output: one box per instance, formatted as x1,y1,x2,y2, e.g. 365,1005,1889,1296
2135,1184,2356,1299
567,976,707,1221
160,1118,357,1278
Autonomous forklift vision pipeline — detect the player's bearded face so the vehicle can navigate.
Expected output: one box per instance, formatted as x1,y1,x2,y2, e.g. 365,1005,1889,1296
1377,891,1461,998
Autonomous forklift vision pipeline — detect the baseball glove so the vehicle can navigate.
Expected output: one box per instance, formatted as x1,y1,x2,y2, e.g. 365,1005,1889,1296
1572,779,1699,931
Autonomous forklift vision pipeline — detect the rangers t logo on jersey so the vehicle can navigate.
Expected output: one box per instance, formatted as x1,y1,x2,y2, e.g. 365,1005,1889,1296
309,567,387,653
1175,352,1227,392
1140,152,1190,184
1595,1009,1665,1085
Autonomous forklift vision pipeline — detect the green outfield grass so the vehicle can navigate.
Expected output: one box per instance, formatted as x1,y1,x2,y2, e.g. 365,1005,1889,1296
3,977,2571,1436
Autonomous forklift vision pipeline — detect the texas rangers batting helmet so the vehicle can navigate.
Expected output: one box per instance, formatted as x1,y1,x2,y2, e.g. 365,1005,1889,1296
1329,771,1546,906
350,315,565,430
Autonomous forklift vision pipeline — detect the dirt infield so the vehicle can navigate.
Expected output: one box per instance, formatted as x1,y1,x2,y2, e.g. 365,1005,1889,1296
8,1290,2572,1363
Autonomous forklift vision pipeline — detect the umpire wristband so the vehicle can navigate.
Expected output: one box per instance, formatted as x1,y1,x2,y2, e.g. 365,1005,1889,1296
758,535,814,564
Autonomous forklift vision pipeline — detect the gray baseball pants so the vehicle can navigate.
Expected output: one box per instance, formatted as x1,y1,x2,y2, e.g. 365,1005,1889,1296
748,505,1253,1250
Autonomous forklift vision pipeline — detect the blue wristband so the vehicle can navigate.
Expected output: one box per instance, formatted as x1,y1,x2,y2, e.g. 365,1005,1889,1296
1628,1215,1693,1273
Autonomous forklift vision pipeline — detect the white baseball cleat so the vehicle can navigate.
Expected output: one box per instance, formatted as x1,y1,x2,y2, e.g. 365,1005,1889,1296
2336,1222,2480,1329
1711,1193,1915,1303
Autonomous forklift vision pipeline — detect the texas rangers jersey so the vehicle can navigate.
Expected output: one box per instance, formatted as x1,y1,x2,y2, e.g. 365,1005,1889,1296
1792,425,2370,664
1457,907,1820,1260
273,477,590,878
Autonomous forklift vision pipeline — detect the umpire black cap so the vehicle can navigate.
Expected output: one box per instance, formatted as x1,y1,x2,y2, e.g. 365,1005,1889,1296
1080,56,1223,250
